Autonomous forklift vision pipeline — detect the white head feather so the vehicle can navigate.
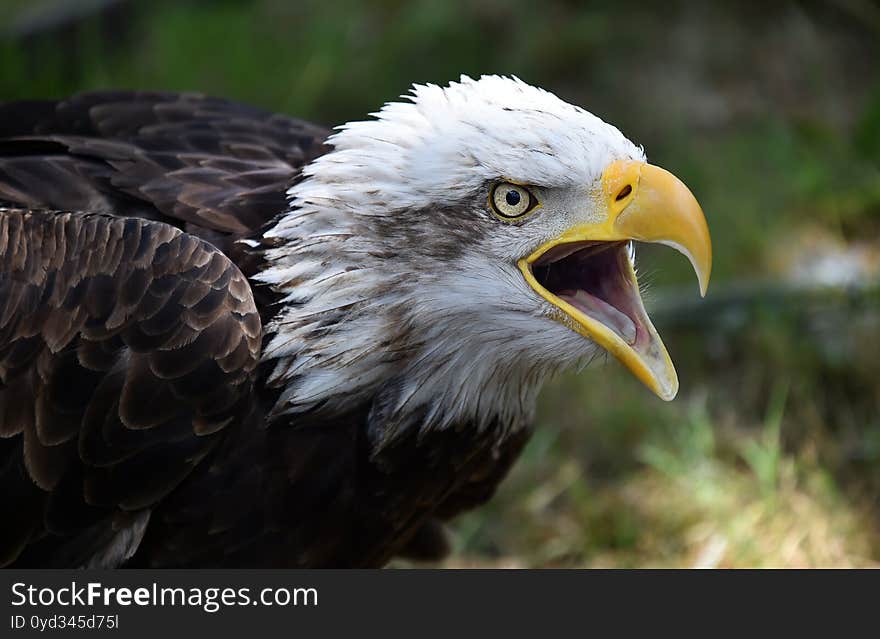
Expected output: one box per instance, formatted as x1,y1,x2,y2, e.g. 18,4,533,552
255,75,645,440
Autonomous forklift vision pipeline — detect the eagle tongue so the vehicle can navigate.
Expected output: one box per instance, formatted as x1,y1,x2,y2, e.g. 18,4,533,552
559,289,637,344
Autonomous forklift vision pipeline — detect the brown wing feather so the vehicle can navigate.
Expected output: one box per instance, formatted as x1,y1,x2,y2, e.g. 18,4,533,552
0,91,331,241
0,208,261,567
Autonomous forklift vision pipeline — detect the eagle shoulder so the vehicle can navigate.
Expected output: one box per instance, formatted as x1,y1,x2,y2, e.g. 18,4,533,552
0,91,331,243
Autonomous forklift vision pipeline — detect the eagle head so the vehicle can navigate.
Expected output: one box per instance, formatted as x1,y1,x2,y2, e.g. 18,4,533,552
258,75,711,442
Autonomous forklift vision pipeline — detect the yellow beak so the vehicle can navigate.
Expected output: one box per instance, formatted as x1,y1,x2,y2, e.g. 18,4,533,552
518,160,712,400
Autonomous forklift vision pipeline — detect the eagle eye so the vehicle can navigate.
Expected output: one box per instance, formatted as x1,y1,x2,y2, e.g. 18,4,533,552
489,182,537,221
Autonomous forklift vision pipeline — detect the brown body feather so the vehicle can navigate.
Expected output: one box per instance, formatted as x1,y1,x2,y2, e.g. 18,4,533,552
0,92,530,567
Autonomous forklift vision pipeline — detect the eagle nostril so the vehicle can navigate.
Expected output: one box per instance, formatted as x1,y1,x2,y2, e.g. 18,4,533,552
615,184,633,201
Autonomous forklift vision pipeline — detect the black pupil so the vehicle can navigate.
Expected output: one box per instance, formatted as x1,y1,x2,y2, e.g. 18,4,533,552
505,189,521,206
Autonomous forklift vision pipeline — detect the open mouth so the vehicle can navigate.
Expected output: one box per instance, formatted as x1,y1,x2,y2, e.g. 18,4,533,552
514,159,711,400
518,237,680,401
530,241,646,348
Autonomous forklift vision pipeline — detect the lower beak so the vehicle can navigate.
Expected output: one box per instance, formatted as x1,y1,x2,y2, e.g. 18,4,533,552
518,160,712,400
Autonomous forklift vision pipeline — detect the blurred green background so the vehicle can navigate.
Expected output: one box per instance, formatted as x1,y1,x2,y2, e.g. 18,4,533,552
3,0,879,567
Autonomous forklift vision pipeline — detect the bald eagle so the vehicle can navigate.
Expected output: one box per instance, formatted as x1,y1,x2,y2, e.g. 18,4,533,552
0,76,710,568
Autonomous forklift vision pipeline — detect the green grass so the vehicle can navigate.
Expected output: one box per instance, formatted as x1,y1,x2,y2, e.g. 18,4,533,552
446,366,879,568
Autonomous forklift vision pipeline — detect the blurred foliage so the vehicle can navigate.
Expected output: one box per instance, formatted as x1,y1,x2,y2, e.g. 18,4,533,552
2,0,879,566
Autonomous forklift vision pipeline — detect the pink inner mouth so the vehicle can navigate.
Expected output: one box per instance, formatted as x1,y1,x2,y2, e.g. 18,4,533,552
531,241,646,346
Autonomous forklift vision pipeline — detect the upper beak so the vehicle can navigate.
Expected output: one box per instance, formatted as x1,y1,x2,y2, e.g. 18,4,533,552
518,159,712,400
